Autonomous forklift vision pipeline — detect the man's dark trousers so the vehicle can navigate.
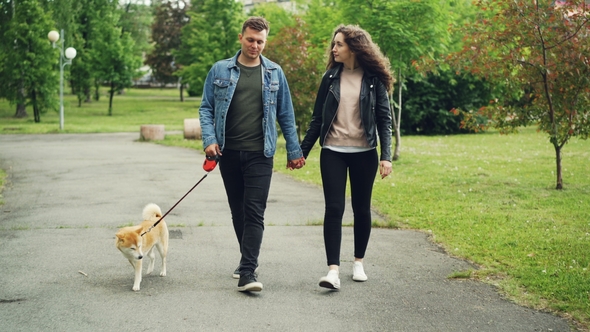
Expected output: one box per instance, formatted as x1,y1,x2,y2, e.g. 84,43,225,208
219,149,273,275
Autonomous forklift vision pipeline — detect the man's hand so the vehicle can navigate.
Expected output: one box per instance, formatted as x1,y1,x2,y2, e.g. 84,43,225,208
204,144,221,158
287,157,306,170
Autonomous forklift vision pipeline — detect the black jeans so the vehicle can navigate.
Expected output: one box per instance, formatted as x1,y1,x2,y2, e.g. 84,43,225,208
320,148,378,266
218,149,273,276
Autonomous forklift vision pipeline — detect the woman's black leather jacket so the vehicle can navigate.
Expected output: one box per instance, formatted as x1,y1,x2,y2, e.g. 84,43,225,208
300,65,393,161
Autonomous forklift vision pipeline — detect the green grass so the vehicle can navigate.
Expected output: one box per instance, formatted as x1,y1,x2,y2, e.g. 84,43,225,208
0,88,200,133
277,128,590,327
0,168,5,205
1,89,590,328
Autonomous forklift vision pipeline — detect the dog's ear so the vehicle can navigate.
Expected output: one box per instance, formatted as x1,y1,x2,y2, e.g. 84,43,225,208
115,233,124,246
135,228,143,235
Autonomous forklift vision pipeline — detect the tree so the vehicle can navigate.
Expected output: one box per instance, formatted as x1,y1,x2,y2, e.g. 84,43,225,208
174,0,244,96
339,0,452,160
248,2,296,41
42,0,90,109
88,2,142,115
145,0,189,99
0,0,13,102
119,0,153,58
265,17,323,141
443,0,590,189
0,0,58,121
303,0,343,48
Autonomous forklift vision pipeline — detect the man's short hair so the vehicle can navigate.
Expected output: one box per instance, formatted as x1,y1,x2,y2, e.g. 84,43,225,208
242,16,270,34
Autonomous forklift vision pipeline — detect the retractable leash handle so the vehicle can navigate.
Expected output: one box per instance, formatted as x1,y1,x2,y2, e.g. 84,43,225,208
141,155,219,237
203,154,219,172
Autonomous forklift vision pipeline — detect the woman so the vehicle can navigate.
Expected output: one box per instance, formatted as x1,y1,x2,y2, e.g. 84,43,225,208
300,24,393,290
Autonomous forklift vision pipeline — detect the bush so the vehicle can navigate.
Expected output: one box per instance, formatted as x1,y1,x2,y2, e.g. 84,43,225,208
399,70,493,135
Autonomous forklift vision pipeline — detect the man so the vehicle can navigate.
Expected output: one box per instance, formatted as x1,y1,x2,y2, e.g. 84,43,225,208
199,16,305,292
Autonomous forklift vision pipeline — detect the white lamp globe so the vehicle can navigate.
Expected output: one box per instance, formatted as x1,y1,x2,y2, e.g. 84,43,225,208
48,30,60,43
65,47,77,60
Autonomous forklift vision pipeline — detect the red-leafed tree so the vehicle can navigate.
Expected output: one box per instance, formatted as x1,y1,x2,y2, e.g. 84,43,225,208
265,17,323,141
444,0,590,189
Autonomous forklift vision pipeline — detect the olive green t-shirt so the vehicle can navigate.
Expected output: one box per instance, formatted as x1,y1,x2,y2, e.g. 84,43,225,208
225,62,264,152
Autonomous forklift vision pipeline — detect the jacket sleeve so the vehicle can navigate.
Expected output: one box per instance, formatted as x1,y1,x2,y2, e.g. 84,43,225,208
375,79,393,162
275,66,304,161
199,65,218,150
300,73,330,158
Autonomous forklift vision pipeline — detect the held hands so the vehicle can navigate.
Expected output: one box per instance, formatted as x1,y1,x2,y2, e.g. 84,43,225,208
287,157,306,170
380,160,392,179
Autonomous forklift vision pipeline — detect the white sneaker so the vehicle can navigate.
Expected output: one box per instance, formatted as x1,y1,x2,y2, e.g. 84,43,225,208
352,261,368,282
319,270,340,289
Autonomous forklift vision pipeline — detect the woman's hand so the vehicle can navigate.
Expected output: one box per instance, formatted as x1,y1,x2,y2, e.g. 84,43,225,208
287,157,306,170
379,160,392,179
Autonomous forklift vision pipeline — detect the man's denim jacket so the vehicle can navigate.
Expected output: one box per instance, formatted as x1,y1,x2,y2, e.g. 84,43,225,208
199,50,303,161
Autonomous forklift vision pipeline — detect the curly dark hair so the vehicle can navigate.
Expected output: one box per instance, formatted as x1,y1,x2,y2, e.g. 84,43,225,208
327,24,394,92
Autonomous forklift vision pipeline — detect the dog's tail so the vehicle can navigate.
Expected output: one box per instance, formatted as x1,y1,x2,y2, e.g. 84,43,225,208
143,203,163,222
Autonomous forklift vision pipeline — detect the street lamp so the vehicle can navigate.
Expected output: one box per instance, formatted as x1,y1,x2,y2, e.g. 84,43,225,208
48,29,76,131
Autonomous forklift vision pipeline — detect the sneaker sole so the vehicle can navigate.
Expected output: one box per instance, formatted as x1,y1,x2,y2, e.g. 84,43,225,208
352,275,368,282
319,280,340,290
237,282,263,292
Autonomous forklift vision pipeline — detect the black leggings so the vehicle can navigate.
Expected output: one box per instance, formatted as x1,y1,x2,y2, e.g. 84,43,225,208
320,148,378,266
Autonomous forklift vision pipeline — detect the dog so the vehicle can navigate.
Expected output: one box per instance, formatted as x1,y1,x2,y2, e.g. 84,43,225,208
115,203,168,291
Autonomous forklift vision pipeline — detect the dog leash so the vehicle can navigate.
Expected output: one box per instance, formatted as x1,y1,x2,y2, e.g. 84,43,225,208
141,155,219,237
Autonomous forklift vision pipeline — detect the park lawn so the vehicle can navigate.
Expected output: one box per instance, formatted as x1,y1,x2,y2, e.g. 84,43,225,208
275,127,590,328
0,88,200,134
162,126,590,328
2,89,590,328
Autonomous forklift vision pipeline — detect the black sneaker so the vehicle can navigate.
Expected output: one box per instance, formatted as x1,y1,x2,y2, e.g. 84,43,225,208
232,266,259,279
237,272,263,292
232,267,240,279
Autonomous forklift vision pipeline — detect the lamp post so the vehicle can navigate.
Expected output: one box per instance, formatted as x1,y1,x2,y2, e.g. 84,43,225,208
48,29,76,131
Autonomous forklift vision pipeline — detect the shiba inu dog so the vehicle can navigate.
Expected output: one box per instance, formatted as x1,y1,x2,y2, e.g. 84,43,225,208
115,203,168,291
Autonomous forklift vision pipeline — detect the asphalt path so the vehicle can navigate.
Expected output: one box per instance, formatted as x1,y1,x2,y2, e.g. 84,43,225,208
0,133,572,331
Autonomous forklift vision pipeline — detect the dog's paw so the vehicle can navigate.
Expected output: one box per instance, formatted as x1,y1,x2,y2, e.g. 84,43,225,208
160,271,166,277
132,285,140,291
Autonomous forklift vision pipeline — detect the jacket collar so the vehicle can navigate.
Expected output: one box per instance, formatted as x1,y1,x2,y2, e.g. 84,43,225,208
227,50,277,70
326,64,376,80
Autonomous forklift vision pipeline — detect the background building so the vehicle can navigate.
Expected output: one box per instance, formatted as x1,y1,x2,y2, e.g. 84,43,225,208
239,0,295,12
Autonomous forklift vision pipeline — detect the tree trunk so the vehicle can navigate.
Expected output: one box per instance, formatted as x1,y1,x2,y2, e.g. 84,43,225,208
553,142,563,190
84,87,91,103
32,89,40,123
392,68,403,161
108,82,115,116
14,103,27,118
179,82,184,102
14,85,27,118
94,81,100,101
